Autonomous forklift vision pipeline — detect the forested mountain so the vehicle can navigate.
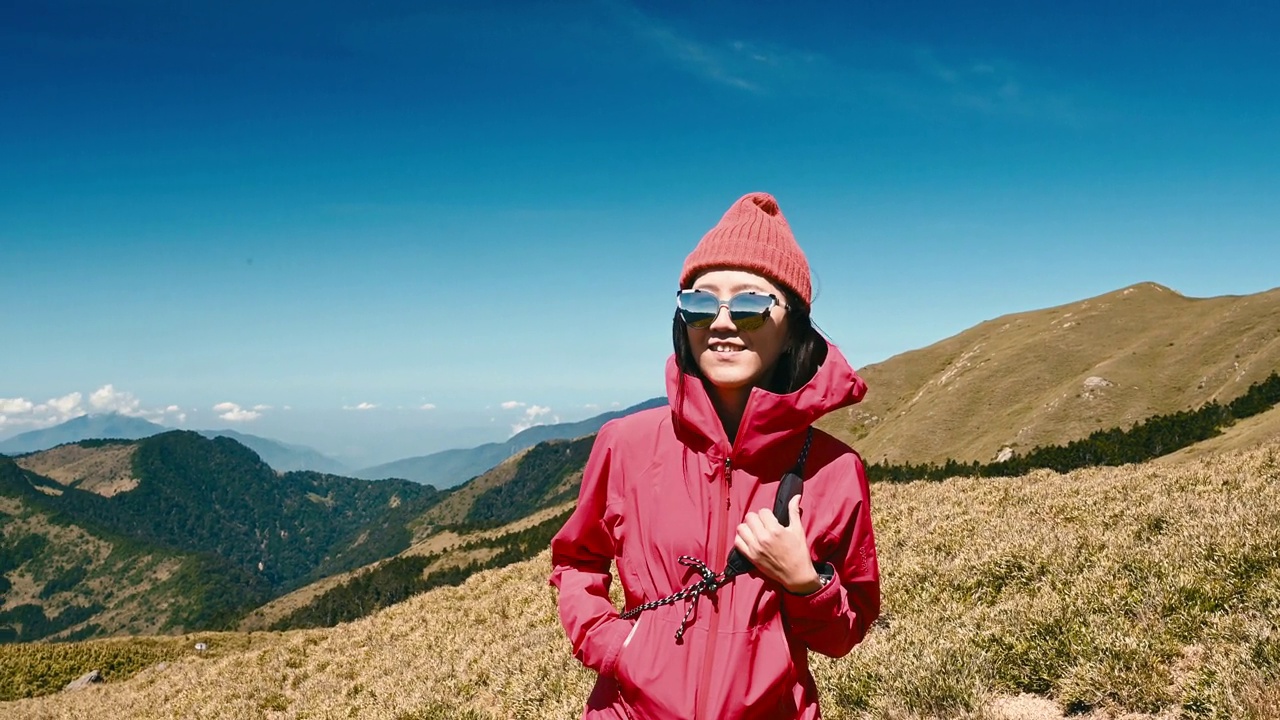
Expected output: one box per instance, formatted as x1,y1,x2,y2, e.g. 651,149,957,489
0,432,442,643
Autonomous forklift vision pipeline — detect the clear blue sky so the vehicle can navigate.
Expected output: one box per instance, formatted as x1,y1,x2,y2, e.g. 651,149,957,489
3,1,1277,466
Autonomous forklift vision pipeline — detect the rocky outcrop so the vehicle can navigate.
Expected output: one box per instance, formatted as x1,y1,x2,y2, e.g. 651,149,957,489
64,670,103,691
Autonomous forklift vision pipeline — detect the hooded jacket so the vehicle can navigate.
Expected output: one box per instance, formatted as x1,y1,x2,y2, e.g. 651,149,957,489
549,341,881,719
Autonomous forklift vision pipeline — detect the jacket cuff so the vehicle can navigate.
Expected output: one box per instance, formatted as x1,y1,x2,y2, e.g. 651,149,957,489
781,565,842,619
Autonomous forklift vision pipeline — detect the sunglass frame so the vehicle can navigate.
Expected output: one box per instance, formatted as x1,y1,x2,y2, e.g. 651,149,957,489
675,289,784,331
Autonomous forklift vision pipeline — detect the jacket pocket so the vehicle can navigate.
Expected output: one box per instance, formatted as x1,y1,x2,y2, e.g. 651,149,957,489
613,615,641,677
705,617,801,719
614,609,702,720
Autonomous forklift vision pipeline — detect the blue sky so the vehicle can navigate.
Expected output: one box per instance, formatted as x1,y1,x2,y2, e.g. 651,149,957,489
2,1,1277,466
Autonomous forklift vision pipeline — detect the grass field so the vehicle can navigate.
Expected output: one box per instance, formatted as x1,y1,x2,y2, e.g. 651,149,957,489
3,441,1278,719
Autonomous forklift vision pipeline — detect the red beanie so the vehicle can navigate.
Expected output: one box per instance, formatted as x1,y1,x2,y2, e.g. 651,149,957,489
679,192,812,305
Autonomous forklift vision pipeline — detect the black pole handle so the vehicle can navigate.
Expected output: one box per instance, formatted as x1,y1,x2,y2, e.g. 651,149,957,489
722,470,804,580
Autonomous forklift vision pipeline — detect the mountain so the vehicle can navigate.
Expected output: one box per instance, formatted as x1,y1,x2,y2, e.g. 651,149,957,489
353,396,667,487
194,429,349,475
0,431,444,642
0,414,166,455
7,281,1277,649
0,414,348,475
818,282,1280,464
6,440,1278,716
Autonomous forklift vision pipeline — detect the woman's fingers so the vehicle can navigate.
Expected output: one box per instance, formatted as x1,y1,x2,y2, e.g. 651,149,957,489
736,521,759,553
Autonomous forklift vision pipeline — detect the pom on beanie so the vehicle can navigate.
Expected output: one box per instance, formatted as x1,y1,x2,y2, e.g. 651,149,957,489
679,192,812,305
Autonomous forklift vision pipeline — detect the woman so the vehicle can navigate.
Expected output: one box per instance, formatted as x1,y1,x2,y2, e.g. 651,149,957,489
550,192,880,719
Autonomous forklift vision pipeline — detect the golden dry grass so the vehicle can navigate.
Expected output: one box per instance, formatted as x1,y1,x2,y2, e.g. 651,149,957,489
820,283,1280,465
5,441,1278,719
15,444,140,497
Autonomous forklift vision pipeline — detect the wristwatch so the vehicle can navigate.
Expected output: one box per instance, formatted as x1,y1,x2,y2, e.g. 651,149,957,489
791,563,834,596
815,563,834,589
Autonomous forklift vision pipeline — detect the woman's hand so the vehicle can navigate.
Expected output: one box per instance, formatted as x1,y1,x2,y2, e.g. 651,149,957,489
733,495,822,594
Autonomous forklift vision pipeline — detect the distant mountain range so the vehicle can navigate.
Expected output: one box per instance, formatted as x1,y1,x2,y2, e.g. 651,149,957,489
0,414,165,455
192,429,350,475
0,414,349,474
352,397,668,487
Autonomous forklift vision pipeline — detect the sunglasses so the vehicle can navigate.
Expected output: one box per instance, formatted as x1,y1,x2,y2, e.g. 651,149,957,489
675,289,784,331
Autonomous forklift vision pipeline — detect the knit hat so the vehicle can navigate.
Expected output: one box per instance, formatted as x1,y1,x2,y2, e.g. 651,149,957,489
679,192,812,305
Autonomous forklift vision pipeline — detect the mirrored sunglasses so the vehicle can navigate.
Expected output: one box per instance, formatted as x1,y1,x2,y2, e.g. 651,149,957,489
675,289,783,331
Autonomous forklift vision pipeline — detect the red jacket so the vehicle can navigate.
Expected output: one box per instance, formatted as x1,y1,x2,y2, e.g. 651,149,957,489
550,342,881,719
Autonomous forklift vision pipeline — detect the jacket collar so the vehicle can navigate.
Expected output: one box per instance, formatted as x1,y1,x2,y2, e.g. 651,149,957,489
664,341,867,472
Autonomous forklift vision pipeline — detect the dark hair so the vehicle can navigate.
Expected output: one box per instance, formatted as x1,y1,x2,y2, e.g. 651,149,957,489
671,285,827,397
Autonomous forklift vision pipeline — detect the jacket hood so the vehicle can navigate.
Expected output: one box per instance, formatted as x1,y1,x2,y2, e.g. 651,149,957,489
664,340,867,466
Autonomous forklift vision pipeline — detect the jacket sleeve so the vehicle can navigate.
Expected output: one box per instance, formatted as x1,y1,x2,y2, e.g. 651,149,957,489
780,451,881,658
548,421,633,677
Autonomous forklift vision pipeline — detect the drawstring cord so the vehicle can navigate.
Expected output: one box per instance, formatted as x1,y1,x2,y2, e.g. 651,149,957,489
618,428,814,642
619,556,727,642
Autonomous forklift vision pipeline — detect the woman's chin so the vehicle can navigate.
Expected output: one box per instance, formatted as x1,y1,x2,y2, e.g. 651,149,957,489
698,358,763,391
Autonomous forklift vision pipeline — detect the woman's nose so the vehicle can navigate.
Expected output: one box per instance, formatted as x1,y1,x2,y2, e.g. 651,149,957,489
708,303,737,331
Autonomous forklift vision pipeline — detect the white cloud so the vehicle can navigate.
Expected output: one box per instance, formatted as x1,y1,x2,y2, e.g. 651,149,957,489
0,398,34,414
212,402,260,422
343,402,378,411
419,403,437,411
0,387,203,435
607,1,764,92
252,404,272,411
89,384,143,415
1,391,90,432
500,400,525,410
49,392,83,414
583,403,600,410
510,404,558,436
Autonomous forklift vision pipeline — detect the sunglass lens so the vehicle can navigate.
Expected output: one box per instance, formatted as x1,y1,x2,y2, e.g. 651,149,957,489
728,293,774,331
677,291,720,328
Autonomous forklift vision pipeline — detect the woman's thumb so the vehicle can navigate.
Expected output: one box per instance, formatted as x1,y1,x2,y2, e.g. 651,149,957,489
788,494,803,528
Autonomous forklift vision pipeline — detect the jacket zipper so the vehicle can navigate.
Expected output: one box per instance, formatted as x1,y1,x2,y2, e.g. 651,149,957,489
696,455,732,720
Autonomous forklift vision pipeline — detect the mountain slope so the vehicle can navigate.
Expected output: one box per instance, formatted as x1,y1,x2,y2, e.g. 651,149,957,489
0,415,166,456
0,457,257,642
820,282,1280,464
0,432,446,642
5,441,1278,718
354,397,665,487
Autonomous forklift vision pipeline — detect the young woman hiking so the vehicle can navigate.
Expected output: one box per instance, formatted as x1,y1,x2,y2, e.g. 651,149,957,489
550,192,881,719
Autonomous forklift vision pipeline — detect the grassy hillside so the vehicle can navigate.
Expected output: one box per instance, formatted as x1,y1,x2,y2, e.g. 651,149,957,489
13,441,139,497
4,441,1277,719
821,282,1280,465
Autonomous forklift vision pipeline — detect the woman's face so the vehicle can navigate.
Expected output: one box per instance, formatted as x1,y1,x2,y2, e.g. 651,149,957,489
687,269,790,393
